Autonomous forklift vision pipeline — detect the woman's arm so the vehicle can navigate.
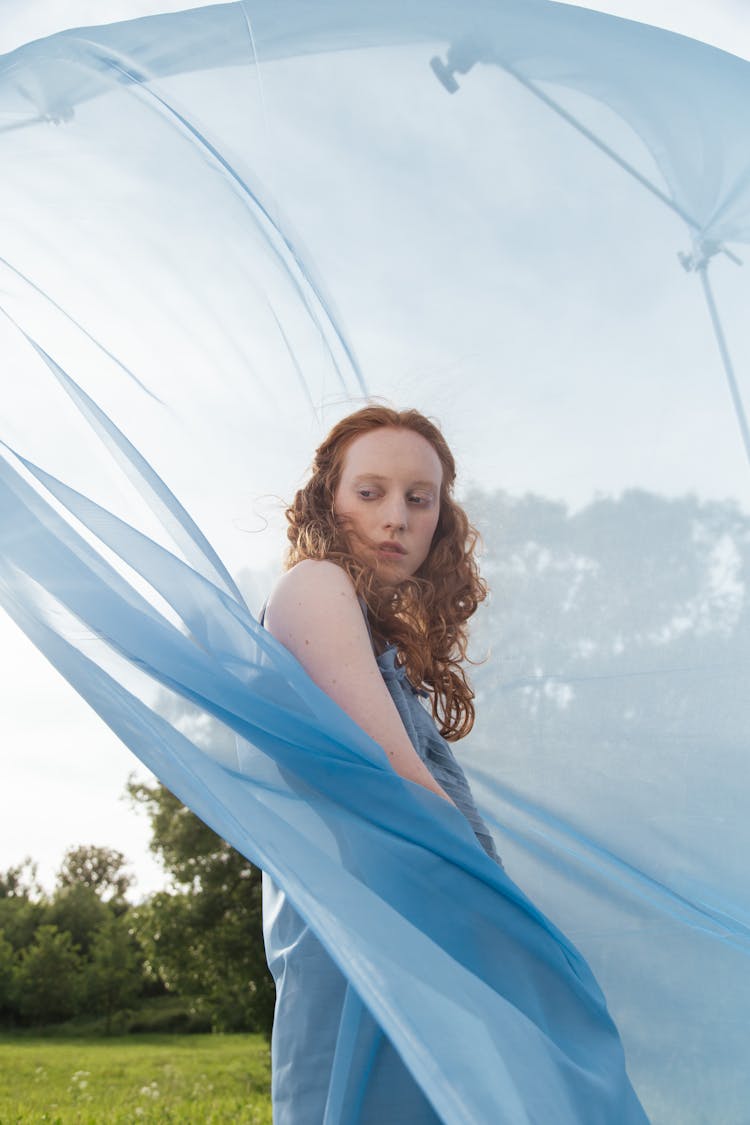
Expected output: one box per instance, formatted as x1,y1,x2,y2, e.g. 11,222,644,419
264,558,456,806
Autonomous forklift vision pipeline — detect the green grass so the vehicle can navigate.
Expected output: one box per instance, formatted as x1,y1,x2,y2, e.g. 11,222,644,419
0,1034,272,1124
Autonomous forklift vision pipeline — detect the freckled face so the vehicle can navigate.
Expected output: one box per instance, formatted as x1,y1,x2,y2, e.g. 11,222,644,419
333,427,442,580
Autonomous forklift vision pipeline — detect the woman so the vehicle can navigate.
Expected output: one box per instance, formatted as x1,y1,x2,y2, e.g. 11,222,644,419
260,404,507,1123
258,404,648,1125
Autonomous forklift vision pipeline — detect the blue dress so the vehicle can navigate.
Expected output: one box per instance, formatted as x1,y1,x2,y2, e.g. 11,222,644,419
260,597,503,1123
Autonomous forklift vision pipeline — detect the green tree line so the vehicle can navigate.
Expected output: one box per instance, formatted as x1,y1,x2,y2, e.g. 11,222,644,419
0,781,275,1036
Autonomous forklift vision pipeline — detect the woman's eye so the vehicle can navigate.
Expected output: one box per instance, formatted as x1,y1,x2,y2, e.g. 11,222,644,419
356,489,431,504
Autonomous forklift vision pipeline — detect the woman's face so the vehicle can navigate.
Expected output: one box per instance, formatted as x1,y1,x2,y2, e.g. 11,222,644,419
333,426,442,580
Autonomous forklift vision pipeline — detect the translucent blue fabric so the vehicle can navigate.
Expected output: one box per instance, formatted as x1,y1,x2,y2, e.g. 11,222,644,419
262,599,505,1123
1,2,749,1122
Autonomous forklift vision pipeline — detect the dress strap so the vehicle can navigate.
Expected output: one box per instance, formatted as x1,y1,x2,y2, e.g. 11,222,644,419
356,594,375,643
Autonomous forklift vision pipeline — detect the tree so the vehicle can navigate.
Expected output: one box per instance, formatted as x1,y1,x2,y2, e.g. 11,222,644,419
14,925,84,1024
127,778,275,1034
0,860,46,953
85,915,142,1032
46,883,111,958
0,931,16,1018
0,858,42,900
57,845,133,906
460,485,750,907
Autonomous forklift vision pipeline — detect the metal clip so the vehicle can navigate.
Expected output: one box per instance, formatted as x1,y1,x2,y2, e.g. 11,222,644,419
678,238,742,272
429,40,482,94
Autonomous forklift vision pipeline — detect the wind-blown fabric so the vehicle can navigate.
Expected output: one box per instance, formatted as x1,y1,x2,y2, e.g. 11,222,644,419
1,2,749,1122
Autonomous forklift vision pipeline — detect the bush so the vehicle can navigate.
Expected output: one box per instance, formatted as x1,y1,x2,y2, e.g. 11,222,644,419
14,925,84,1024
84,915,142,1029
0,931,15,1016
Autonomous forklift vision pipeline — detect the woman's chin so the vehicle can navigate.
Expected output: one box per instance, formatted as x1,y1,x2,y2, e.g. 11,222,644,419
372,558,411,586
349,546,413,585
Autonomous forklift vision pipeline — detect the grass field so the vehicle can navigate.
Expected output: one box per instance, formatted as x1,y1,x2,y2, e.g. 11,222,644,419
0,1034,272,1124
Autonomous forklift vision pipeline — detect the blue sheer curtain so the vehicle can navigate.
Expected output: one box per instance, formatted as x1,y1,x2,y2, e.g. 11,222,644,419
1,3,749,1121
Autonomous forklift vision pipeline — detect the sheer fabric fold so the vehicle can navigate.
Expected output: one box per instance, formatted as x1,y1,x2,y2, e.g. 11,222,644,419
2,2,750,1121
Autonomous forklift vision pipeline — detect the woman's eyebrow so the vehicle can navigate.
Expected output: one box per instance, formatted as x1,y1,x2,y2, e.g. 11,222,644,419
352,473,438,489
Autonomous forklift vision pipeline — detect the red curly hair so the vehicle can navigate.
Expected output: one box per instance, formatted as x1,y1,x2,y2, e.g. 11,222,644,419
284,406,488,741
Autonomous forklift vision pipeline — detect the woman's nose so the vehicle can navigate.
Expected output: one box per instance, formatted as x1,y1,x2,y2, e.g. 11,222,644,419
383,499,408,530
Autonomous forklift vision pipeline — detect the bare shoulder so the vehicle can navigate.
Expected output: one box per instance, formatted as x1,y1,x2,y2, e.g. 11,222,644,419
267,558,356,614
264,559,366,652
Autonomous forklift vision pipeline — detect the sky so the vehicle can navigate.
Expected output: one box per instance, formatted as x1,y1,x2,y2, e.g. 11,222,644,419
2,0,750,900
